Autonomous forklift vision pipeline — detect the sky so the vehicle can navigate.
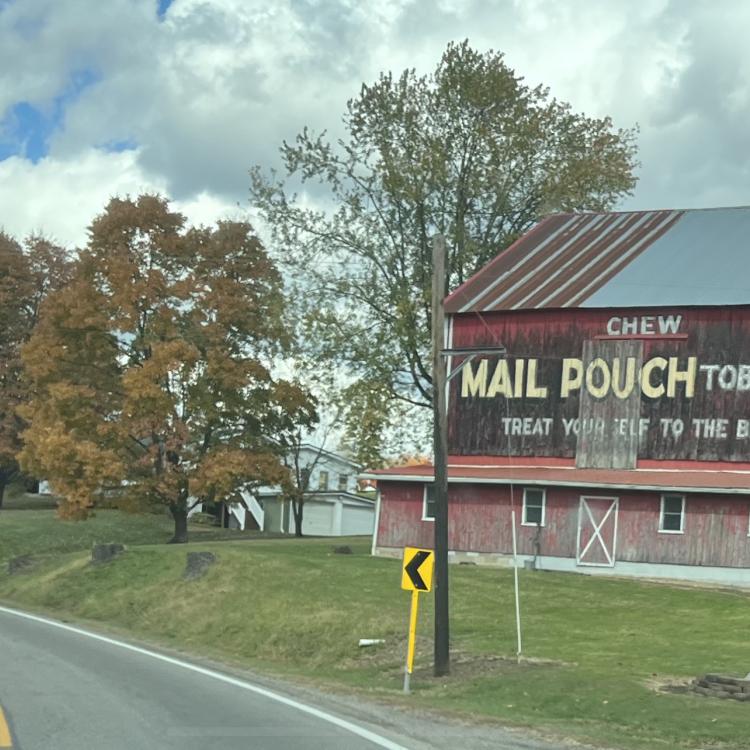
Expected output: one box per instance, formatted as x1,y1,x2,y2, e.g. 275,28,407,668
1,0,749,248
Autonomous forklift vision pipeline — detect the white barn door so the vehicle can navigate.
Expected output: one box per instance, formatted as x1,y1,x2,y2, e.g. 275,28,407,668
576,496,619,567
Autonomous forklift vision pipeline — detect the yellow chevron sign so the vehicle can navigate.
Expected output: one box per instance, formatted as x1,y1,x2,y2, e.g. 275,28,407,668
401,547,434,592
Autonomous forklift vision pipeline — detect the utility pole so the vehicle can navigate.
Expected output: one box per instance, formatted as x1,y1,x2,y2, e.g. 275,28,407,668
431,234,450,677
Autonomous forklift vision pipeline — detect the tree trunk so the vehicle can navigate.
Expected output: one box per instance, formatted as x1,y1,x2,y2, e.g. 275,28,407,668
292,499,303,537
0,478,5,511
169,505,189,543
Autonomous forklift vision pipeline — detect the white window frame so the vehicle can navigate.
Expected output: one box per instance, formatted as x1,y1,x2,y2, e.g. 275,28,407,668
659,494,685,534
422,484,435,521
522,488,546,527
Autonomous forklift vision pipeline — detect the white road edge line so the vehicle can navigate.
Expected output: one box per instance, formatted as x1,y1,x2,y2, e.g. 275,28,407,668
0,604,410,750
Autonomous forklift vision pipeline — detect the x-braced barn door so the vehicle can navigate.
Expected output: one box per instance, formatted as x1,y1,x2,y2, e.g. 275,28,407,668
576,496,618,567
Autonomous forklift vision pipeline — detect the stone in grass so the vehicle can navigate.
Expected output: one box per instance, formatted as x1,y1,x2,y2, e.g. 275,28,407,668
705,673,743,685
7,554,35,575
91,543,125,564
693,674,750,701
184,551,217,580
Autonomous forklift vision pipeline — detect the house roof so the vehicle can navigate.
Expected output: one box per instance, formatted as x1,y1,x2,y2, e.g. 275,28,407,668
298,443,360,469
361,463,750,495
444,206,750,313
255,489,374,505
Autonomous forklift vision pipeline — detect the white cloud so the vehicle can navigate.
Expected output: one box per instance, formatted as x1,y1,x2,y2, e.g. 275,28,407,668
173,190,248,229
0,148,249,247
0,148,164,246
1,0,750,246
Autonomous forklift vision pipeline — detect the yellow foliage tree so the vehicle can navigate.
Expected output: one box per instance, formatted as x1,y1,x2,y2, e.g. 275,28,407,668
20,195,316,541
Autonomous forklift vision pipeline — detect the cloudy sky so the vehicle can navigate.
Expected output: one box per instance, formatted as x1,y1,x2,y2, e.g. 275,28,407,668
1,0,748,248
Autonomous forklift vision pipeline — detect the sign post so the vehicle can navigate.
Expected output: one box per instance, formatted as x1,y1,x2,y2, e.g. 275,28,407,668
404,589,419,694
401,546,434,694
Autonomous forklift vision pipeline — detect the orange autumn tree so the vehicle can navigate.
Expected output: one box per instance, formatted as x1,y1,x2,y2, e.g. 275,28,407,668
20,195,316,542
0,233,70,507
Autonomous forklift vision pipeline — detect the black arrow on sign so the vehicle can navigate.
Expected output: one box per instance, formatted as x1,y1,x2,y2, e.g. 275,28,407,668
405,550,431,591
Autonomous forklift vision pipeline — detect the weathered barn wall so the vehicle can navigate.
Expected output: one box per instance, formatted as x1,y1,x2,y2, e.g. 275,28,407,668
576,339,643,469
377,482,449,551
614,493,750,567
449,305,750,463
376,482,750,568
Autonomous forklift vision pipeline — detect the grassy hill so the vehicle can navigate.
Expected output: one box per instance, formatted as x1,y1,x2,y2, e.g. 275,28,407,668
1,508,749,749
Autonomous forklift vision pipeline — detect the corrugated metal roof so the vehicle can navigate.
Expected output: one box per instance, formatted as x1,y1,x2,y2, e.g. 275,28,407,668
444,206,750,313
362,463,750,493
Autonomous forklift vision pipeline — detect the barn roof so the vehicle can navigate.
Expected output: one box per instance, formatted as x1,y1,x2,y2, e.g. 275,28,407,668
444,206,750,313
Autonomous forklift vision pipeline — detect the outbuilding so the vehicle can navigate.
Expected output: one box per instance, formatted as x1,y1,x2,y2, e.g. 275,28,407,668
367,207,750,586
206,444,375,537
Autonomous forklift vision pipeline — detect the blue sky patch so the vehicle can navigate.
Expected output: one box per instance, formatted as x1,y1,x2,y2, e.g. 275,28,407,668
0,102,51,161
157,0,174,20
100,138,138,153
0,68,100,162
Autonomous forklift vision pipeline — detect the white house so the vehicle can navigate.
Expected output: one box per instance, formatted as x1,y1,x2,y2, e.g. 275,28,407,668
221,445,376,536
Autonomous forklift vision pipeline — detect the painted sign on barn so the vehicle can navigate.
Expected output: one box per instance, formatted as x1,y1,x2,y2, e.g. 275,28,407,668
448,306,750,464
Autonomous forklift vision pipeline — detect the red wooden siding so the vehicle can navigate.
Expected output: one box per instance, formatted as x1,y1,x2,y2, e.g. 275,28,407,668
377,482,437,550
377,483,750,568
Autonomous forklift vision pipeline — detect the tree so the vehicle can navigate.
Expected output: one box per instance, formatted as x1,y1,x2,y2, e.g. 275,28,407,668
275,396,347,538
250,40,638,460
0,233,70,508
20,195,316,542
262,362,348,537
277,435,327,538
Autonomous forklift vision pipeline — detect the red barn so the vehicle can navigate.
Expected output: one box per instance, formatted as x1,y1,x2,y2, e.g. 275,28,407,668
366,207,750,585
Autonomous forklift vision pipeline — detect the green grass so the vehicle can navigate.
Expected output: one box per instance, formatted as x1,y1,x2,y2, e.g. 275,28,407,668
0,508,265,562
2,493,57,510
0,510,749,749
0,510,175,560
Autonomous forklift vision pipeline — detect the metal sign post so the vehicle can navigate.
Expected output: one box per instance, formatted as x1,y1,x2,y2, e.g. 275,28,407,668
404,589,420,694
401,546,434,694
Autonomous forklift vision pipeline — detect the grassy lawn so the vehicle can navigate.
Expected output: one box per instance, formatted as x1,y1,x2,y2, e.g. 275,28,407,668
0,511,749,749
0,508,262,561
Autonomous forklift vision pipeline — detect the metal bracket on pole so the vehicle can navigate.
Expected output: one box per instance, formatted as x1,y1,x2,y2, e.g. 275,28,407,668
442,347,506,383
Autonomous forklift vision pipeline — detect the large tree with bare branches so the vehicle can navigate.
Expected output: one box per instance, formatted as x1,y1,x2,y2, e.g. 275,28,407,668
250,40,638,463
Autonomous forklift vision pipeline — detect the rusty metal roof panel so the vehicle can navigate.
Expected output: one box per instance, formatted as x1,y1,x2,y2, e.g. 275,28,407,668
444,207,750,313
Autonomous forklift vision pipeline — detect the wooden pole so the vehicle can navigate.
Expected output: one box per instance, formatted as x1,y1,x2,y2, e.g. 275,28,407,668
432,234,450,677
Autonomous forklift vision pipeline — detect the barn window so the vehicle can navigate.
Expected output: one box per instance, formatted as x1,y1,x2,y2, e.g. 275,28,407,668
422,484,436,521
318,471,329,491
338,474,349,491
659,494,685,533
522,488,546,526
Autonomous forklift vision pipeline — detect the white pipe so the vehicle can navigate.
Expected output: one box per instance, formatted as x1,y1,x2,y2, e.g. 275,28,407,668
511,508,522,662
370,489,382,556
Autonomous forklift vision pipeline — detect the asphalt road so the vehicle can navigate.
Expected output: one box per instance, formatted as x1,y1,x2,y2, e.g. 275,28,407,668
0,606,410,750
